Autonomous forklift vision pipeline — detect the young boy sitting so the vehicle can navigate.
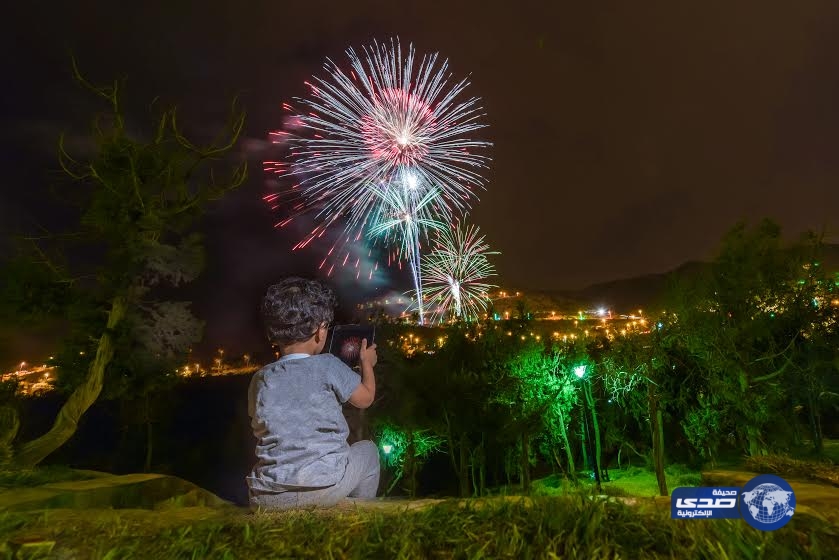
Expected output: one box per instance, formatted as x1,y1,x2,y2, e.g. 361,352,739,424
246,277,380,509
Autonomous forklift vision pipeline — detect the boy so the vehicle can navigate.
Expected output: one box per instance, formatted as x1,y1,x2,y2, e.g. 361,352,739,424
246,277,380,509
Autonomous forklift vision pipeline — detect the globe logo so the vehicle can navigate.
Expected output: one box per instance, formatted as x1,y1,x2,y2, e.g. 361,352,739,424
739,474,796,531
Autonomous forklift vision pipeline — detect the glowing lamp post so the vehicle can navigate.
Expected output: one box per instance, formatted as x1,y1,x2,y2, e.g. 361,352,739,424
382,444,393,455
574,364,602,493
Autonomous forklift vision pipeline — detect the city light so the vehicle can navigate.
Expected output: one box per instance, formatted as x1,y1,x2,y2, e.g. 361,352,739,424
4,293,671,394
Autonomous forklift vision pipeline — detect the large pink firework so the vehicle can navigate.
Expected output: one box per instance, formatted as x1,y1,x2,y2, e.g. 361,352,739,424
265,39,491,285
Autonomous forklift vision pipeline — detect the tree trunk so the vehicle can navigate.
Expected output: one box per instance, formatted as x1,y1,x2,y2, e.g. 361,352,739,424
478,438,486,496
648,384,668,496
580,421,588,473
557,407,575,477
443,408,461,490
458,432,470,497
807,385,824,455
584,383,603,483
0,406,20,467
144,393,153,473
520,431,531,493
405,431,417,498
469,436,485,497
13,295,127,468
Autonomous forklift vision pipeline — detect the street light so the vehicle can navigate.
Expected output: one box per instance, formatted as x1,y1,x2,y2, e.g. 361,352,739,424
574,364,602,493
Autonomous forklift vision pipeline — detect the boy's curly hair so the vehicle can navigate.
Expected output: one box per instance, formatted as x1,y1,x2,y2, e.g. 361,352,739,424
261,277,336,346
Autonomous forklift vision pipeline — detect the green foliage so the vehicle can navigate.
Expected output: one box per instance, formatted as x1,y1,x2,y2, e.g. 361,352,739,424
365,220,839,495
0,380,18,409
375,424,444,469
0,256,71,324
664,463,702,487
373,422,444,494
496,343,582,475
659,220,839,458
681,401,723,460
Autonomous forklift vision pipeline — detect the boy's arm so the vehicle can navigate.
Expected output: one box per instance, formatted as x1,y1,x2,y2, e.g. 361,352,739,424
348,339,376,409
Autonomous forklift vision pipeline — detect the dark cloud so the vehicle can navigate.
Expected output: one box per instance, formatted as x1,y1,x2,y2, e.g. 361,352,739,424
4,0,839,355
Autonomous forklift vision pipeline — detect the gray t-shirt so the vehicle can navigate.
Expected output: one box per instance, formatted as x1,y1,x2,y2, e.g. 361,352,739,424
246,353,361,493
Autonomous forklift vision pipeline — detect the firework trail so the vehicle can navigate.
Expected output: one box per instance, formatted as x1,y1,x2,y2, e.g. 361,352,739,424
367,174,446,321
421,224,499,323
265,38,491,322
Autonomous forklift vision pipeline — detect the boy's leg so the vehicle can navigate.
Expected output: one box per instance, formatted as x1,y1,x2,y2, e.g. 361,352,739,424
250,485,343,510
296,440,379,502
346,440,381,498
249,442,380,509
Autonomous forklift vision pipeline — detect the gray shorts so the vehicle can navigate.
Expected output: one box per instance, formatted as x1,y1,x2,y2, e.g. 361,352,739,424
249,440,381,510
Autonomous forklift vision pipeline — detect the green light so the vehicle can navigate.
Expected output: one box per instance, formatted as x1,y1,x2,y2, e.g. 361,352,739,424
574,365,587,378
382,444,393,454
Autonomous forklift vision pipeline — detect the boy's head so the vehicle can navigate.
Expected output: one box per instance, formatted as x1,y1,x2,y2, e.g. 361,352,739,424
261,277,336,353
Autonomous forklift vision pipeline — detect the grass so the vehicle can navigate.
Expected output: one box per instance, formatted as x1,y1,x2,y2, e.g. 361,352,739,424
533,464,702,498
0,495,836,559
1,461,837,557
0,466,96,490
822,441,839,464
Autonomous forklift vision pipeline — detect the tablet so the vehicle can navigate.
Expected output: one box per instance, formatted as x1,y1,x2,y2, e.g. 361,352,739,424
327,324,376,368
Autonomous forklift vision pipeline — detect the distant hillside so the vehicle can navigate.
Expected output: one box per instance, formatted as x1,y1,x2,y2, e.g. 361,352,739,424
531,243,839,314
552,261,708,313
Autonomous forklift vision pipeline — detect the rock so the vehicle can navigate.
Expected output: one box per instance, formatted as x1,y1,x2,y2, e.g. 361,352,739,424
0,473,229,512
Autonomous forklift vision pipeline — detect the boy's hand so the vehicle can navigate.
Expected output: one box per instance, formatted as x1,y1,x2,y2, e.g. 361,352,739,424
360,338,378,368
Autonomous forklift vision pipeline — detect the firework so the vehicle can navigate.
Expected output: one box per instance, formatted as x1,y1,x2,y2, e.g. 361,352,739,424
366,173,446,321
266,39,491,316
421,224,499,323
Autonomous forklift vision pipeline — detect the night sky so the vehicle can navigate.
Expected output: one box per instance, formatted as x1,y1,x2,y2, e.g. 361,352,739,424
4,1,839,356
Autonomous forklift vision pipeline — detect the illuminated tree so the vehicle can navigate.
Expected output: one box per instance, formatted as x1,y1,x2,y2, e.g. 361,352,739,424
492,343,582,491
374,422,444,497
539,359,579,478
3,61,246,468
